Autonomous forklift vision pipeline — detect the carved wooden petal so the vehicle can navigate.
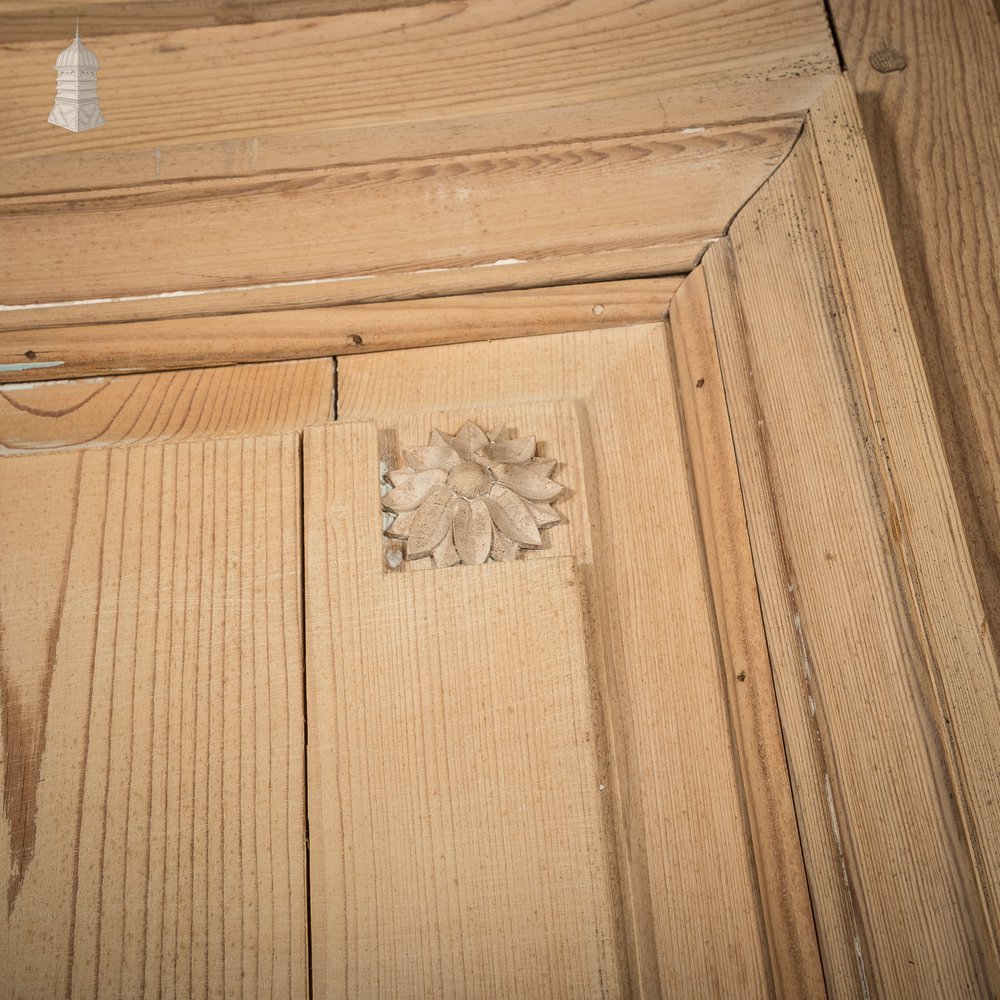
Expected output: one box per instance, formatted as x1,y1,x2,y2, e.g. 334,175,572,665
382,468,447,512
526,500,562,528
490,523,520,562
452,497,492,565
406,486,460,558
488,425,510,443
386,508,417,539
480,437,536,463
405,445,462,471
491,463,564,502
388,467,416,487
432,527,461,568
530,458,557,478
484,484,542,547
452,421,490,460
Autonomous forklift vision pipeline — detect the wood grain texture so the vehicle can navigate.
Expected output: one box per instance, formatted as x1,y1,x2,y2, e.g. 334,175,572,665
2,0,836,160
0,0,435,42
702,76,1000,998
3,88,827,200
668,267,825,1000
0,119,795,327
825,0,1000,667
0,358,332,450
0,434,308,999
0,0,837,330
0,278,679,381
304,419,626,997
338,324,781,998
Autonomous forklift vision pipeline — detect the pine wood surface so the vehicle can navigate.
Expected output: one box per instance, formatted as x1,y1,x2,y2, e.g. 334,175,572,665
1,0,433,42
0,119,793,327
3,0,836,161
668,267,825,999
0,434,309,999
338,324,785,997
0,0,837,332
701,76,1000,998
305,419,627,997
0,358,332,451
0,278,679,382
824,0,1000,667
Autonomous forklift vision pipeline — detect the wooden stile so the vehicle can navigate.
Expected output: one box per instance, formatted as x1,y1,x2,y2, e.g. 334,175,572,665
668,267,826,999
701,76,1000,998
826,0,1000,666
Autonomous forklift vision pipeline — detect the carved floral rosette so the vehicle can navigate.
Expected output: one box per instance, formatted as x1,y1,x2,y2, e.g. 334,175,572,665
383,421,565,566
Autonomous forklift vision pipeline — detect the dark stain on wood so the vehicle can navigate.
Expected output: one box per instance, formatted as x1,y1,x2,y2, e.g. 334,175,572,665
1,453,82,913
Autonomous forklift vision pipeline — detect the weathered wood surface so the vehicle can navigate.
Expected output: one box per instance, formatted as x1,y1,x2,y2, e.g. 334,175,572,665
0,120,794,325
0,278,678,382
825,0,1000,667
0,0,837,330
304,419,626,997
0,358,332,450
0,434,308,999
1,0,417,42
701,76,1000,998
668,267,825,999
338,324,790,997
2,0,837,162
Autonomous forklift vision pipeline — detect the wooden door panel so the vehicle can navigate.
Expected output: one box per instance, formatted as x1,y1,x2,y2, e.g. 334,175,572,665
304,419,623,997
332,323,807,996
0,436,309,999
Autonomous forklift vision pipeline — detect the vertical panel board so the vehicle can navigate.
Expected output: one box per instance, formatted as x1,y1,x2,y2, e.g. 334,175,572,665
304,419,626,998
0,435,308,1000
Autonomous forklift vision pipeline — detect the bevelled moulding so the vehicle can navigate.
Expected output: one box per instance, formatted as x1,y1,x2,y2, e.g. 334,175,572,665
383,421,565,567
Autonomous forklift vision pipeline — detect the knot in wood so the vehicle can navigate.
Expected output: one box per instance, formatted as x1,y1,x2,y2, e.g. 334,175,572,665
869,46,906,73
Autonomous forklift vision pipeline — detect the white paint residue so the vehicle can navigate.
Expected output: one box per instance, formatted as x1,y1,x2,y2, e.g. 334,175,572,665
791,612,812,681
1,258,533,313
854,934,872,1000
0,359,65,373
0,276,380,312
825,772,853,893
1,375,107,391
682,127,706,134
